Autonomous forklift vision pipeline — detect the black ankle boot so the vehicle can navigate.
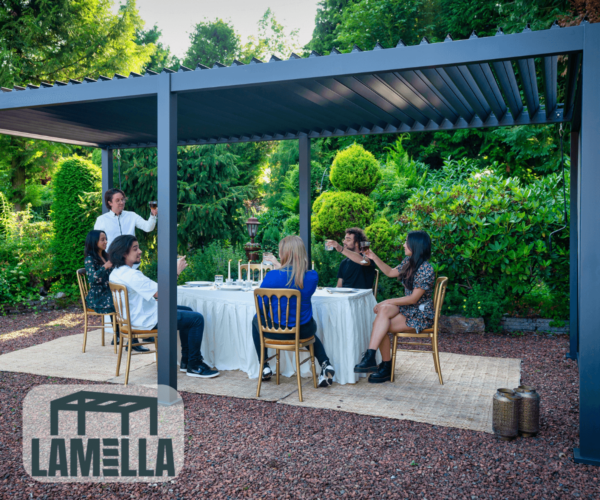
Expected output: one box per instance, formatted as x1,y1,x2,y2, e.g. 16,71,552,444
354,349,378,373
368,361,393,384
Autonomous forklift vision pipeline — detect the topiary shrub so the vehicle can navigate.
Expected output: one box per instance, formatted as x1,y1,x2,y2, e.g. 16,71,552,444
330,144,382,195
52,156,101,280
312,191,336,215
282,214,300,236
365,218,402,265
312,191,375,240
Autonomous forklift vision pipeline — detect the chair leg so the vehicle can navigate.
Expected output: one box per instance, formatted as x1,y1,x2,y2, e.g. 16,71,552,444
82,313,88,353
295,347,303,402
434,343,443,385
276,350,280,386
116,334,124,377
309,344,317,389
101,316,105,347
391,335,398,383
256,340,264,398
112,316,117,354
124,335,133,386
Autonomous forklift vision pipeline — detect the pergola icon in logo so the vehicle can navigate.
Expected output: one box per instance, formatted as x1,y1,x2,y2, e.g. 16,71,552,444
50,391,158,436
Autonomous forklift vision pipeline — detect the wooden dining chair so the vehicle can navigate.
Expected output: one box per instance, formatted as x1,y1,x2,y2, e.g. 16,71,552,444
253,288,318,402
108,282,158,386
76,269,117,353
389,276,448,385
241,263,271,281
373,269,380,299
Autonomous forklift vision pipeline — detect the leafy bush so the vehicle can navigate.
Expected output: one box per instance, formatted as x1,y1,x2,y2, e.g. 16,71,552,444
330,144,382,195
261,226,281,254
0,204,54,289
0,263,38,311
312,191,376,240
312,191,337,215
399,168,570,303
52,156,101,280
311,242,345,288
444,284,508,332
256,207,289,242
282,214,300,236
179,242,247,284
505,282,569,320
369,164,412,217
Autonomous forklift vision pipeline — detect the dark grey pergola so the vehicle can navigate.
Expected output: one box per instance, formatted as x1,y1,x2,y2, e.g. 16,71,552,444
1,22,598,464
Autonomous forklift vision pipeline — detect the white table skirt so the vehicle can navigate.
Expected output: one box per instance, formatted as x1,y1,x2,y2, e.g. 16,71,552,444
176,287,377,385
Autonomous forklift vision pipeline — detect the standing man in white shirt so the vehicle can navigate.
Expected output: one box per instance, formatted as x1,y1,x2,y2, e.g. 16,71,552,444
109,234,219,378
94,188,157,252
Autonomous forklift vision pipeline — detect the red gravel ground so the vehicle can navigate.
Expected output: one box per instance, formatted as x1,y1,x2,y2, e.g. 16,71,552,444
1,309,598,499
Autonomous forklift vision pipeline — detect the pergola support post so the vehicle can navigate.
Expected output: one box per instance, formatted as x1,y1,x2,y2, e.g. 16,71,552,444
567,129,579,361
156,72,180,405
101,149,113,214
299,136,311,263
574,22,600,466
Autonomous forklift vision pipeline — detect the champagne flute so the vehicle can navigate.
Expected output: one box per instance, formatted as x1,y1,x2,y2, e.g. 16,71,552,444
359,241,371,264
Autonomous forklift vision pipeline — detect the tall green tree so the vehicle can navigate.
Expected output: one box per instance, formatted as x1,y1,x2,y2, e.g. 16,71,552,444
305,0,358,55
135,24,180,71
240,8,300,61
182,19,241,68
0,0,155,211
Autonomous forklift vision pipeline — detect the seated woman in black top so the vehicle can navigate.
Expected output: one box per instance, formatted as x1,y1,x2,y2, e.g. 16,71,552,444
83,230,148,353
354,231,435,383
326,227,376,290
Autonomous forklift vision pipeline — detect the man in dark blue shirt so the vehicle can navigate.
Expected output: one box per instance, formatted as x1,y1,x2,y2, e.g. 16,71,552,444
326,227,376,290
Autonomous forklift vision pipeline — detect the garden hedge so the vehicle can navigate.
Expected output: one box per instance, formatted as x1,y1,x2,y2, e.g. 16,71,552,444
330,144,382,195
52,156,101,280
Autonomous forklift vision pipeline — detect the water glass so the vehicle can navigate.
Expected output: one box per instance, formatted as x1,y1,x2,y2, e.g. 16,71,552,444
262,252,274,266
214,275,224,289
243,279,253,292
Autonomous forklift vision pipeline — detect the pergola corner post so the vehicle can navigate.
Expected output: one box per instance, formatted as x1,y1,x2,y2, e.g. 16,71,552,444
574,21,600,466
156,71,180,405
299,136,311,263
567,128,579,361
101,149,113,214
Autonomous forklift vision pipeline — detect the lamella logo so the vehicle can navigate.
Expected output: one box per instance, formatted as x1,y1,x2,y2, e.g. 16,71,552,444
23,385,184,483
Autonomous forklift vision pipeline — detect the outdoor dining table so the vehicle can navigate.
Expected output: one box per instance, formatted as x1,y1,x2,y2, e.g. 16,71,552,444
176,285,377,385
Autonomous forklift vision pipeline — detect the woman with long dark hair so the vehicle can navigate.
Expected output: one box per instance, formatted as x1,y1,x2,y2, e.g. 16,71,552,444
354,230,435,383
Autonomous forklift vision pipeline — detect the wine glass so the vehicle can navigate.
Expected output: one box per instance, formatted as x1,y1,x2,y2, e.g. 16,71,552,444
148,201,157,210
214,275,223,289
359,241,371,264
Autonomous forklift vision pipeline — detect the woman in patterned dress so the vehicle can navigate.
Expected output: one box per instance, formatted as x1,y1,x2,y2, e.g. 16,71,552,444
84,230,119,343
354,231,435,383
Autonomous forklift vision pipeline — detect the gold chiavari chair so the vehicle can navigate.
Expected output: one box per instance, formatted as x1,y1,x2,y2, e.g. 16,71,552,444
76,269,117,353
389,276,448,385
253,288,318,402
108,282,158,386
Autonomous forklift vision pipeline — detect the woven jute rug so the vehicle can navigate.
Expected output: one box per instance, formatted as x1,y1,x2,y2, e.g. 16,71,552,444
0,330,520,433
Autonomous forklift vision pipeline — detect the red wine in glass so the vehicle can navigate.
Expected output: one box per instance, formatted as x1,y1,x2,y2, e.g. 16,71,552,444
360,241,371,264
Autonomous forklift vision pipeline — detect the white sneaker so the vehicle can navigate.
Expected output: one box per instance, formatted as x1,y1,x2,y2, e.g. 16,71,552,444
262,365,272,381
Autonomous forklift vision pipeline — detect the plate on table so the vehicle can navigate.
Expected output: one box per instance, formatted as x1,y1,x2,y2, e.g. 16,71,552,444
325,288,358,293
220,285,242,291
185,281,213,287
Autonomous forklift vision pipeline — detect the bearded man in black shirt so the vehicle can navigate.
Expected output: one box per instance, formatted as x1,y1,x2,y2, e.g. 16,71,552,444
326,227,376,290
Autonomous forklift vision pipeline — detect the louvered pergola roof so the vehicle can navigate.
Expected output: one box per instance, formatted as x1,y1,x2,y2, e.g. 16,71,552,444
0,24,584,149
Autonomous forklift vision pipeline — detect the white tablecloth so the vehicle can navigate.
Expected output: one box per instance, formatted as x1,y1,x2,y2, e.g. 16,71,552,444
177,287,377,385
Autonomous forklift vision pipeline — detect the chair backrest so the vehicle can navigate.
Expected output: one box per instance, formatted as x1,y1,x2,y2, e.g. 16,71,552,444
76,269,89,310
431,277,449,335
241,263,271,281
108,282,133,333
373,269,380,299
253,288,302,340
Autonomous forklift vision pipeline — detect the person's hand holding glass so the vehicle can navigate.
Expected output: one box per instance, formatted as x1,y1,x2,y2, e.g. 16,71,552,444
148,200,158,217
262,252,281,269
325,239,343,252
176,256,187,276
359,241,371,264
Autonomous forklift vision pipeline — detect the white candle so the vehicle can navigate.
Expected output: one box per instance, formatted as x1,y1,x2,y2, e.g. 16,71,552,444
312,260,315,271
238,260,242,280
228,259,231,281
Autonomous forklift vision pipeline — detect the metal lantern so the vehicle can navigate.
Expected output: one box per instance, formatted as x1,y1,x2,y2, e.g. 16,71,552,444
244,217,261,262
492,388,521,441
515,385,540,437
